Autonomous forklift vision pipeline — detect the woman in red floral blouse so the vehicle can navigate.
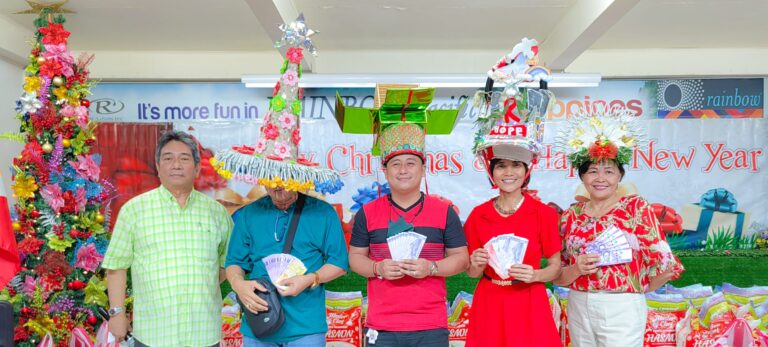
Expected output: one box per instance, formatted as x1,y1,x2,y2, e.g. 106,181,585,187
554,108,684,347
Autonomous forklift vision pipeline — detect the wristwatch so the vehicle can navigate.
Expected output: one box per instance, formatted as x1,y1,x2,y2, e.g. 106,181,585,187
108,306,124,317
429,261,439,276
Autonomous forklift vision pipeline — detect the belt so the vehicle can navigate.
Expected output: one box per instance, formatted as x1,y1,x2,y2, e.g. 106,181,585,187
483,274,521,286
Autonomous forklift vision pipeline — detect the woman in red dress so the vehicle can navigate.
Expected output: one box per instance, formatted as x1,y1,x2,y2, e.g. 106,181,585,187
464,40,562,345
464,84,563,346
464,156,563,347
553,107,685,347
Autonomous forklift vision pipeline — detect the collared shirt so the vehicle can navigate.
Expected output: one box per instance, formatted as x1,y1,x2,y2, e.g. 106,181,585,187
102,186,233,347
225,194,349,343
349,193,467,331
560,195,684,293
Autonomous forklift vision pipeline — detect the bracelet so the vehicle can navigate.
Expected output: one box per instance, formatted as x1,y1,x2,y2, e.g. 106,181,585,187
373,261,383,280
309,272,321,289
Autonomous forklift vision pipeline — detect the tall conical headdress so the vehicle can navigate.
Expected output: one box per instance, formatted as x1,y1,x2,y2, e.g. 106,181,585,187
211,14,343,194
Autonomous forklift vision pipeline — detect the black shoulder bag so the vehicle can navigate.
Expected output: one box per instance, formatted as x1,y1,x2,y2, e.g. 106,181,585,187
238,194,305,337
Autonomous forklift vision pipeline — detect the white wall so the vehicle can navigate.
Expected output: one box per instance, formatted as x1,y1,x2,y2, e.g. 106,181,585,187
0,57,24,206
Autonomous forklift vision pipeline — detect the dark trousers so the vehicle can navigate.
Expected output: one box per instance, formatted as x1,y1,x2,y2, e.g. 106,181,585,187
0,301,13,347
364,328,449,347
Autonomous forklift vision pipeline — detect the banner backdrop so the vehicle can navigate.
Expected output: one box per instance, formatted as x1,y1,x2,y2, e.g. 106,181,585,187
89,79,767,250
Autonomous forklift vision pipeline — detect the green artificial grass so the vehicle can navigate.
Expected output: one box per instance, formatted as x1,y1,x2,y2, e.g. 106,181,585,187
672,249,768,287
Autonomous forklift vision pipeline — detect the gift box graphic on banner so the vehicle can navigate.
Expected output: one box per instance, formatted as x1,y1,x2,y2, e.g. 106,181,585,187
679,188,752,250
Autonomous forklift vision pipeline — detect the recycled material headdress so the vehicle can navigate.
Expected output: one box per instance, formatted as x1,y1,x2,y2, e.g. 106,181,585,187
335,84,466,164
472,38,555,182
554,105,646,169
210,15,343,194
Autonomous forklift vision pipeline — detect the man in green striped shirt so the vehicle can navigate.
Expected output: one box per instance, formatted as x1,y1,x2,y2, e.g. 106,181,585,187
103,131,233,347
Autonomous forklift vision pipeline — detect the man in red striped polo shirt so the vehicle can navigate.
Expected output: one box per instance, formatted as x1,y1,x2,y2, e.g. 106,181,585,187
348,122,469,347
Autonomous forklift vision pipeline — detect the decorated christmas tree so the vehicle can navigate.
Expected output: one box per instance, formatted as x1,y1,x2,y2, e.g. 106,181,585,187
0,8,114,346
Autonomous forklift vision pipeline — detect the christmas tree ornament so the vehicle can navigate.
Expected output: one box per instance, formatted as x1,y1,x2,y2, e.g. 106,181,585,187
42,142,53,153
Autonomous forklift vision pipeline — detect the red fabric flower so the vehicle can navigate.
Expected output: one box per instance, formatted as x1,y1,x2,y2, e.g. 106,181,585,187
35,251,73,281
30,101,61,135
286,47,304,64
22,141,43,158
66,73,86,88
61,190,77,214
14,324,30,341
291,128,301,145
263,123,279,140
42,274,64,292
17,237,45,256
55,122,74,139
39,59,63,78
38,23,71,45
587,141,618,162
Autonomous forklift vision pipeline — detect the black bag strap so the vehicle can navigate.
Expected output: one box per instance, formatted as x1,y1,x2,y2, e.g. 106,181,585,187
282,194,306,254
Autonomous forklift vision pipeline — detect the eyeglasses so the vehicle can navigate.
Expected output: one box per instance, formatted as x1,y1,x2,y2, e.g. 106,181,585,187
273,211,290,242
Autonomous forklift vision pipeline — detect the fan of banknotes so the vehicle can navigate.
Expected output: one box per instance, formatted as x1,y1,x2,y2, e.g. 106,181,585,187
585,225,633,266
387,231,427,261
262,253,307,290
484,234,529,279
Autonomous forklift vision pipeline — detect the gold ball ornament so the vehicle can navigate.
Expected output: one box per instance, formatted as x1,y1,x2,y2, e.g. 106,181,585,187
36,56,46,64
62,139,71,148
12,222,21,231
53,76,64,86
95,213,104,223
42,142,53,153
73,215,79,221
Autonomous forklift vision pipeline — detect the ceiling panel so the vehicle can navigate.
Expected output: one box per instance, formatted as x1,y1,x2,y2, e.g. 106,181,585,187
0,0,274,51
592,0,768,49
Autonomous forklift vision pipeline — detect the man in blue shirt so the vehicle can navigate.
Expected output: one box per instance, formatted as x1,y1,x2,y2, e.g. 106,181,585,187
226,186,349,346
218,15,347,347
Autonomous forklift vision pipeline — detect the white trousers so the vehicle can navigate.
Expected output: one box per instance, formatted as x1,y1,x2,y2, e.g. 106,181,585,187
567,290,647,347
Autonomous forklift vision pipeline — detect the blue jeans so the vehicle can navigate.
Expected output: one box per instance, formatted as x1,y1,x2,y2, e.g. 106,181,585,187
242,333,326,347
